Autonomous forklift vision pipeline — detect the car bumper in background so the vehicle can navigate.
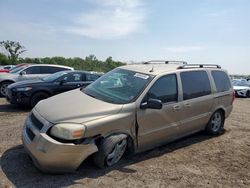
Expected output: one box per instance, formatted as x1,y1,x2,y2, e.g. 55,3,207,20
234,90,248,97
6,89,30,106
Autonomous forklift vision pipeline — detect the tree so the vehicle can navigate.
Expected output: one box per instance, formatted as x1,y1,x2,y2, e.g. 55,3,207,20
0,40,26,64
0,53,9,65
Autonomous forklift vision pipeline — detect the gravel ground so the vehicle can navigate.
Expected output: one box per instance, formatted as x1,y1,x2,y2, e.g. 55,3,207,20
0,98,249,188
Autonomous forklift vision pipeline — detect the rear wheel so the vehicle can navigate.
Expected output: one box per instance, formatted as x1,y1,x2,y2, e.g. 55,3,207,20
206,111,224,135
94,134,127,168
30,92,49,108
0,81,13,97
246,90,250,98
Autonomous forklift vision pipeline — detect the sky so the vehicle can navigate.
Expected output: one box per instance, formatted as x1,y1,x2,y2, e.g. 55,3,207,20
0,0,250,74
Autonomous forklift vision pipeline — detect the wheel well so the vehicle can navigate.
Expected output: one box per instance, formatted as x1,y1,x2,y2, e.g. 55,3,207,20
0,80,14,84
217,108,225,119
30,91,51,103
94,133,135,156
30,90,50,98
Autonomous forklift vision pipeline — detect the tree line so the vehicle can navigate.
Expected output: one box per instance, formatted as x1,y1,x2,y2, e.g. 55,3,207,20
0,40,125,72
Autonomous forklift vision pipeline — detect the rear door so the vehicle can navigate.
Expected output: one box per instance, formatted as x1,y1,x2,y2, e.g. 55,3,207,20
137,74,181,151
177,70,214,136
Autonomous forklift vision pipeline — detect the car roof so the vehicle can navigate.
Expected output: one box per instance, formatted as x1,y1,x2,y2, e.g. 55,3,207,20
120,64,181,75
58,70,103,75
30,64,73,69
120,63,224,76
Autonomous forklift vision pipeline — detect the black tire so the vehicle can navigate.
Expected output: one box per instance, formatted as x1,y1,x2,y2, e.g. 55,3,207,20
246,90,250,98
30,92,49,108
0,81,13,97
93,134,127,169
206,111,224,135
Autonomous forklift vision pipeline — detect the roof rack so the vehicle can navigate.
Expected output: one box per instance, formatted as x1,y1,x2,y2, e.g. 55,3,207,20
144,60,187,65
178,64,221,69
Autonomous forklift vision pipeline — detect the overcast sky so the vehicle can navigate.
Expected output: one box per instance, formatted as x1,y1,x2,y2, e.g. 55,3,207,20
0,0,250,74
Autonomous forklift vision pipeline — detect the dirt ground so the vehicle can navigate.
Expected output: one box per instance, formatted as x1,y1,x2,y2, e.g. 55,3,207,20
0,97,249,188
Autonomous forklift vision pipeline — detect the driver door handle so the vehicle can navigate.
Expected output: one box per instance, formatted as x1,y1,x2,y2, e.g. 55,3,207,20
184,103,191,108
173,105,181,111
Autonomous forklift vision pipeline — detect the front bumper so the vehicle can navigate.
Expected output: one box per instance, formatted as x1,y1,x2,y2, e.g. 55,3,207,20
22,110,98,173
234,89,247,97
6,89,30,106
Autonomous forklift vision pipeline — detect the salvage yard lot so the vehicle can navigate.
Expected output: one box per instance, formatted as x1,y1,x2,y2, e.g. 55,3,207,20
0,98,249,188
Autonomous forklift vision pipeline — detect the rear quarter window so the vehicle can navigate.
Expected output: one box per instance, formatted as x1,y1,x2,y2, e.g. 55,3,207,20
40,66,70,74
181,71,211,100
211,70,231,92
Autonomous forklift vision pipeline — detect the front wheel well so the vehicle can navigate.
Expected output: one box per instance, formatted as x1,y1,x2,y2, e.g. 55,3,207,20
94,133,135,156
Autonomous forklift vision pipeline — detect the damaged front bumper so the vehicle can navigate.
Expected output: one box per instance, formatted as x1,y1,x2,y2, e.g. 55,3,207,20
22,110,98,173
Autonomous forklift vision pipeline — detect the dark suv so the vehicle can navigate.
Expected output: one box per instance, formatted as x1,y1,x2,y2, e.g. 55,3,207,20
0,64,74,96
6,70,102,107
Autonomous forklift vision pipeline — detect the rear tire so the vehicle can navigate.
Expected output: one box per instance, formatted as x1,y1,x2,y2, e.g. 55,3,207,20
0,81,13,97
93,134,127,168
206,111,224,135
246,90,250,98
30,92,49,108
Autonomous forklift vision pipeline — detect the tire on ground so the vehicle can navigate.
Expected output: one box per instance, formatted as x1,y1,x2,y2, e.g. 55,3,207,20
205,110,225,135
94,134,127,169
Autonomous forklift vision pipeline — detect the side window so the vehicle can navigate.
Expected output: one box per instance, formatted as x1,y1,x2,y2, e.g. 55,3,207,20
146,74,178,103
24,66,40,74
211,71,231,92
63,73,82,82
40,66,69,74
86,74,100,81
181,71,211,100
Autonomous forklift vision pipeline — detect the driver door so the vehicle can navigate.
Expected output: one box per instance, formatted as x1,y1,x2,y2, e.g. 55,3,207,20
17,66,41,81
137,74,182,151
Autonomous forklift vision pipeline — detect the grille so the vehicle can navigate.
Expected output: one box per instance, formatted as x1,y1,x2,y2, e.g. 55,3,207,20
26,128,35,141
30,113,44,130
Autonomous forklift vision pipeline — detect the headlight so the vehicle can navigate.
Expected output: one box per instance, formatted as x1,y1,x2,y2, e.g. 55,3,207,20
16,87,32,91
50,123,85,140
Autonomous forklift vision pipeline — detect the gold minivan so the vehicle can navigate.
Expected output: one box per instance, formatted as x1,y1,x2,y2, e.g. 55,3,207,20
22,62,234,172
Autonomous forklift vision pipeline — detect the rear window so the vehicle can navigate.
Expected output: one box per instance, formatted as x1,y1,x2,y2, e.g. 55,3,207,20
40,66,70,74
211,70,231,92
181,71,211,100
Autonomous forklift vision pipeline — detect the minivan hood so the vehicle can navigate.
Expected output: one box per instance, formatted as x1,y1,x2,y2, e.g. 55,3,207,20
34,89,123,124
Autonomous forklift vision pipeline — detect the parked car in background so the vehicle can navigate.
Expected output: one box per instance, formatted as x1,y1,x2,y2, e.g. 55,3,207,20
6,70,103,107
0,64,74,96
232,79,250,98
22,62,234,173
0,65,15,72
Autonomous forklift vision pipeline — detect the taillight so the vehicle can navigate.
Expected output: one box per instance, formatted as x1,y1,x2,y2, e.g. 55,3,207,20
232,90,235,104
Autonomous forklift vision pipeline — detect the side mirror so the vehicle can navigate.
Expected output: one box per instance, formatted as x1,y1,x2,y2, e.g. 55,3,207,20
140,98,163,110
19,71,26,76
59,79,66,85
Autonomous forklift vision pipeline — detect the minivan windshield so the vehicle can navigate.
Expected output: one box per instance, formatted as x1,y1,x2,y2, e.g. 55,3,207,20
83,68,153,104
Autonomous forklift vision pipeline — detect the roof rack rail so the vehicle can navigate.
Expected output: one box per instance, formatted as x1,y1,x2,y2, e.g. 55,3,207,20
178,64,221,69
144,60,187,65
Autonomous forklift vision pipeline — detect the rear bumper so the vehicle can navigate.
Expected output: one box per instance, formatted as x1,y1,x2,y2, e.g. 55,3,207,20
22,115,98,173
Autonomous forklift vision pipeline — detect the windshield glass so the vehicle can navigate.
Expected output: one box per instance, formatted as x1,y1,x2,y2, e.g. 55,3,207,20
83,68,153,104
42,71,68,82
